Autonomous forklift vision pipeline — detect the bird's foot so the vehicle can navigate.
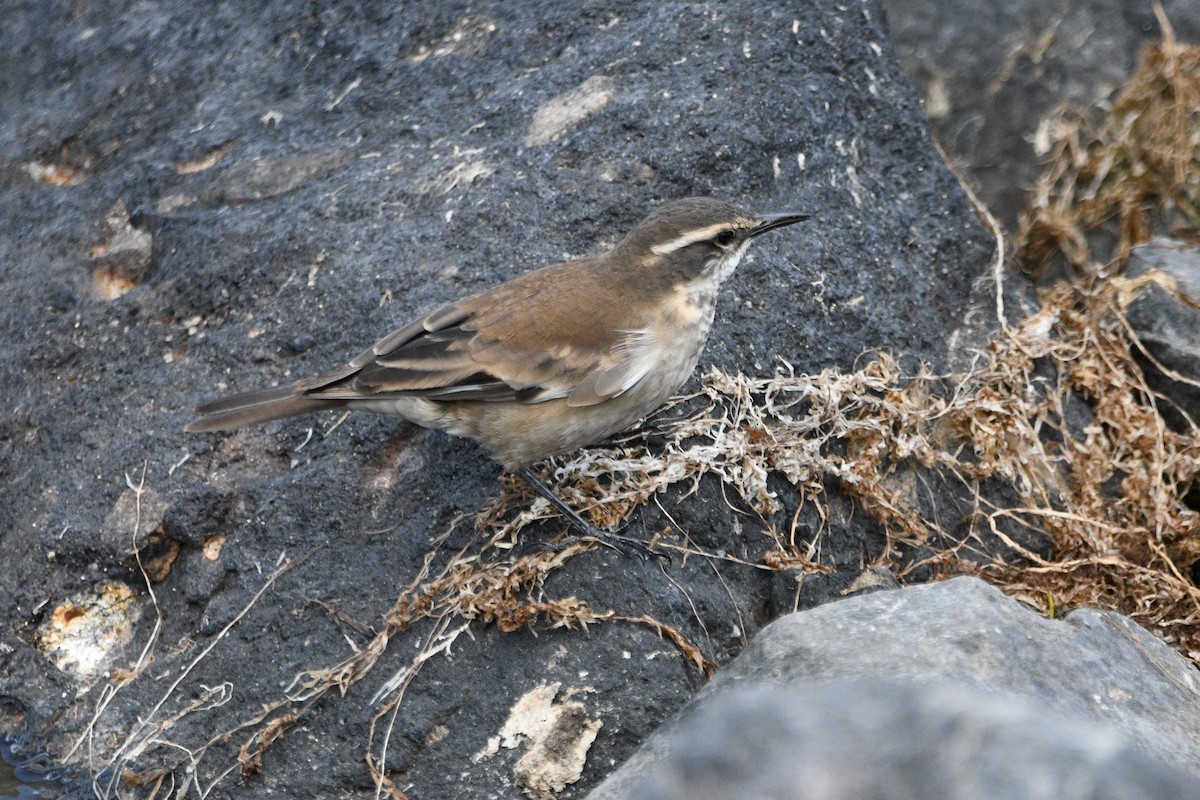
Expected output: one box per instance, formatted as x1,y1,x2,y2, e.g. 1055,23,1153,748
513,467,669,562
574,526,670,561
516,528,669,562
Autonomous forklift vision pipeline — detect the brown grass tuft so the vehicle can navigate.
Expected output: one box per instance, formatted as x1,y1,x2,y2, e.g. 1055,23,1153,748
1016,5,1200,278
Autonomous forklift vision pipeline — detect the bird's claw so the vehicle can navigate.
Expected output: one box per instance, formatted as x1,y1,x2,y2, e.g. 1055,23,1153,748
513,529,669,563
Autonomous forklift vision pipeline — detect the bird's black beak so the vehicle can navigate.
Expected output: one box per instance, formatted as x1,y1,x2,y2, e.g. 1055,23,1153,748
749,212,810,238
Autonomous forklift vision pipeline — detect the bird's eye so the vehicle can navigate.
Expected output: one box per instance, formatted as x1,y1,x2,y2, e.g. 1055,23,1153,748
714,230,735,246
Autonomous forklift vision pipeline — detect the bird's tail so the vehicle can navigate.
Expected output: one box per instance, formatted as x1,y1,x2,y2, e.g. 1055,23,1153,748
185,383,343,432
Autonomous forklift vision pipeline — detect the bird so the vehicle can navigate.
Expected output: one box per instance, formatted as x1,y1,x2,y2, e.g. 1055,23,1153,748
187,197,807,558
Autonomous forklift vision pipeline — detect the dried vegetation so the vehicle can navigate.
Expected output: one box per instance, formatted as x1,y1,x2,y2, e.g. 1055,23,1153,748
1017,5,1200,277
81,11,1200,799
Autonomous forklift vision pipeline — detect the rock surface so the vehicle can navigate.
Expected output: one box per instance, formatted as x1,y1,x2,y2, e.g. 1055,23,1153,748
588,577,1200,799
1,0,1004,797
1123,240,1200,426
600,682,1200,800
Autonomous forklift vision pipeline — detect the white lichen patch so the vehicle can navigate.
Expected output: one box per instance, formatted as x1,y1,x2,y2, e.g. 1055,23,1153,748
413,147,495,197
407,15,498,63
493,682,602,796
525,75,616,147
37,581,140,680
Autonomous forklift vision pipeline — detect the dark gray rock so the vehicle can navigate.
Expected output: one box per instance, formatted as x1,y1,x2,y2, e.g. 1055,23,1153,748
1124,239,1200,427
1,0,1007,797
589,577,1200,799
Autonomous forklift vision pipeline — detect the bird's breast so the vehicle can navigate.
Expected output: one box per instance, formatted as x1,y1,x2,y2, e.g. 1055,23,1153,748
640,278,722,397
661,278,721,343
666,272,719,318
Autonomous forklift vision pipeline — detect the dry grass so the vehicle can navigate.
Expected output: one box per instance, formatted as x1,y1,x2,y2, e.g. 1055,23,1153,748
1017,4,1200,278
507,2,1200,664
93,266,1200,793
83,10,1200,796
530,280,1200,654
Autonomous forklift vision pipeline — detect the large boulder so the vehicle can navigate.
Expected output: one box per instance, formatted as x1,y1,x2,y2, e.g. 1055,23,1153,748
1,0,1006,796
589,578,1200,799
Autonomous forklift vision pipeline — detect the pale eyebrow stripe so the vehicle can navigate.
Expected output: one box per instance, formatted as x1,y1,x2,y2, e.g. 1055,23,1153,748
650,222,738,255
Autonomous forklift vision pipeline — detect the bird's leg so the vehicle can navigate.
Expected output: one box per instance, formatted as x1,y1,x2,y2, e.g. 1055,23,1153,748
514,467,669,561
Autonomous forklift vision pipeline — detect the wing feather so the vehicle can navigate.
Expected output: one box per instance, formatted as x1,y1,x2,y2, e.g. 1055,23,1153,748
301,258,656,405
567,331,657,407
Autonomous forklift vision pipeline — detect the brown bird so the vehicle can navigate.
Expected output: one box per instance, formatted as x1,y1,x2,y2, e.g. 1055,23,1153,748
187,197,807,557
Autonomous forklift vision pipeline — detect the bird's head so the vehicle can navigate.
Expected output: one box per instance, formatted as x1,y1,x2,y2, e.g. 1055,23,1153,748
613,196,808,287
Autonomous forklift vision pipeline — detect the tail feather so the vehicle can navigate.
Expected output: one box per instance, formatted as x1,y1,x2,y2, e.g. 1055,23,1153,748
186,383,344,432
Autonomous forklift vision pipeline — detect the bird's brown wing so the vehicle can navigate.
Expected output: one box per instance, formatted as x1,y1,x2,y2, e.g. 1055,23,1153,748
186,260,656,432
306,258,655,406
